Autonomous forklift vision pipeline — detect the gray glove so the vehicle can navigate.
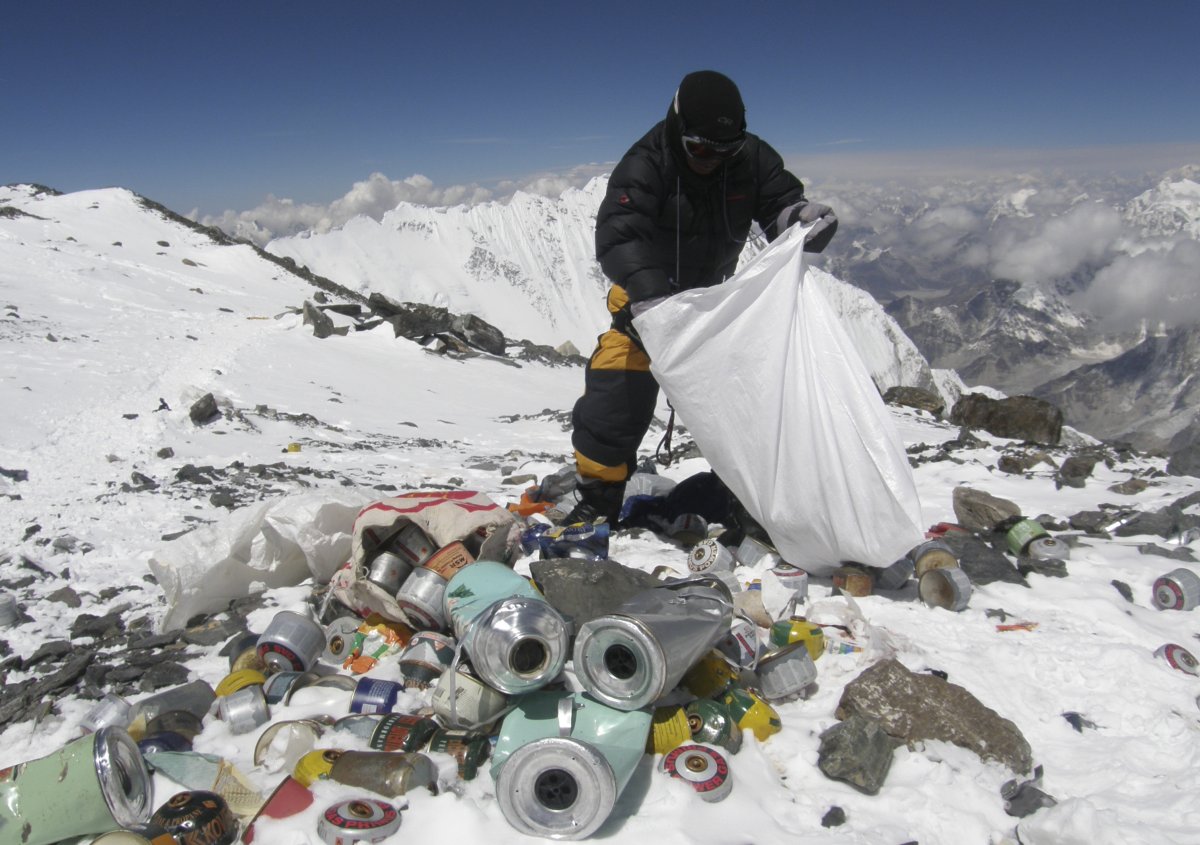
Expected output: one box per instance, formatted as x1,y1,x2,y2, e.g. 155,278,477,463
779,200,839,253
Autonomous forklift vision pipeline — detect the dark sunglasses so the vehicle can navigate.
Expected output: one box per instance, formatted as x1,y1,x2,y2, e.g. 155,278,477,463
681,132,746,161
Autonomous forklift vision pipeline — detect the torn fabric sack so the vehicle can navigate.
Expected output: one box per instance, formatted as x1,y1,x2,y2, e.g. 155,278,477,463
633,224,925,575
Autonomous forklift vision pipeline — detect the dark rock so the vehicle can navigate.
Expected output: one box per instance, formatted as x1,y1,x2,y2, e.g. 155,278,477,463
321,302,361,317
0,467,28,482
47,586,82,607
189,393,220,425
835,658,1033,774
1137,543,1196,562
1062,712,1099,732
367,291,407,318
183,616,244,647
1016,557,1069,578
104,663,149,684
817,714,895,795
129,471,158,490
883,386,945,416
26,640,74,667
937,531,1027,587
0,651,91,729
950,393,1063,445
70,611,125,641
390,302,453,338
302,300,336,339
530,558,663,629
1108,478,1149,495
1111,580,1134,602
1056,455,1097,489
1167,442,1200,478
140,661,192,692
129,630,185,650
157,446,175,459
1114,509,1200,540
820,806,847,828
210,490,237,509
952,486,1021,533
1068,510,1113,535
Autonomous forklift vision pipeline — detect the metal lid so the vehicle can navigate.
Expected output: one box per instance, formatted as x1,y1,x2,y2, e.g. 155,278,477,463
495,736,617,840
463,597,569,695
94,726,154,829
572,615,666,711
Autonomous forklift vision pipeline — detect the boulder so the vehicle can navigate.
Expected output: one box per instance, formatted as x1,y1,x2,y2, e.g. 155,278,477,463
1056,454,1097,489
302,300,336,339
952,486,1021,533
835,658,1033,774
950,393,1062,445
188,393,220,426
451,313,507,356
883,386,945,416
817,714,895,795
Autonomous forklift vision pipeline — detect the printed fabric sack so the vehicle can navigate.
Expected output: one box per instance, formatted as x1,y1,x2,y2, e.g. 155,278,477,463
633,224,925,575
331,490,521,624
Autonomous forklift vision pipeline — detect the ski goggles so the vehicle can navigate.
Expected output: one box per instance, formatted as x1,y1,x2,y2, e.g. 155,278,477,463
681,132,746,161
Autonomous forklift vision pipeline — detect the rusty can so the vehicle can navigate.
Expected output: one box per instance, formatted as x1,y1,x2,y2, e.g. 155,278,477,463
1152,568,1200,611
689,539,736,575
399,631,456,689
317,798,401,844
369,713,439,753
257,610,325,673
646,706,691,755
919,566,973,612
754,642,818,702
1155,643,1199,676
327,751,439,798
149,790,238,845
661,743,733,803
685,699,743,754
365,550,413,595
832,565,873,597
395,566,449,631
427,728,491,781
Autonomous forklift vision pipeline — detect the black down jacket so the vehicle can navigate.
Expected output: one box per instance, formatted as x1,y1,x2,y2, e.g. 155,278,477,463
595,108,808,303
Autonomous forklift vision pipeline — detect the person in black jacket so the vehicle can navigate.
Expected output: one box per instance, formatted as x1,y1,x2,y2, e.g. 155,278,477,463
564,69,838,526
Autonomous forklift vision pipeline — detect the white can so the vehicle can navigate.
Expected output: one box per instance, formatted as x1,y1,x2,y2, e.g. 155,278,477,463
689,539,737,575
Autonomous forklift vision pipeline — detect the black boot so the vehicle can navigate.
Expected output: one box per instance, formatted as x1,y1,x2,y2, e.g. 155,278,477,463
561,477,626,526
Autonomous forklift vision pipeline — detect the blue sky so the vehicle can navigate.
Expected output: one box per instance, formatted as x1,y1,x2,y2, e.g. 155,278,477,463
4,1,1199,217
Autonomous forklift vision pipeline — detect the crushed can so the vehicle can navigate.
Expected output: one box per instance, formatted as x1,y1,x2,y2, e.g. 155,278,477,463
150,790,239,845
1005,519,1049,557
685,699,743,754
574,582,733,710
646,706,692,755
427,728,491,781
1155,643,1199,676
769,617,825,662
0,727,154,844
257,610,326,673
317,798,401,844
369,714,439,753
909,539,959,578
661,743,733,803
444,560,569,695
688,538,737,575
919,566,973,611
491,691,651,840
399,631,456,689
754,641,818,702
327,751,439,798
721,686,782,742
431,664,509,730
1152,568,1200,611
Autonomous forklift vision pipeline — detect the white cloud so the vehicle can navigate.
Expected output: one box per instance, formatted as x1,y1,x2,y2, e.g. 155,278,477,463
1074,239,1200,332
989,202,1124,284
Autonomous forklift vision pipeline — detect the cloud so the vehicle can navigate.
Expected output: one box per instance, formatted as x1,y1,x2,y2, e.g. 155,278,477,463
195,166,609,246
988,202,1124,285
1073,239,1200,332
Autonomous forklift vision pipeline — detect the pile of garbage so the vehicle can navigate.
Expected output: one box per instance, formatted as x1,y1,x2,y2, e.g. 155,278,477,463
2,475,1197,845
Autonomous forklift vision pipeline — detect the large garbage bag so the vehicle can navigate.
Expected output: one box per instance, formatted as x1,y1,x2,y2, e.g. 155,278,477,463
633,224,925,575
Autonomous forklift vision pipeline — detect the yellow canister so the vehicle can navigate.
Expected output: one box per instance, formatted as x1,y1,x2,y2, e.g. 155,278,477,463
681,650,738,699
721,687,782,743
646,706,691,755
215,669,268,698
292,749,343,788
768,618,825,662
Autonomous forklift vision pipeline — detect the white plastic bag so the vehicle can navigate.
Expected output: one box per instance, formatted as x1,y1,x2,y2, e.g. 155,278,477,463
633,224,925,575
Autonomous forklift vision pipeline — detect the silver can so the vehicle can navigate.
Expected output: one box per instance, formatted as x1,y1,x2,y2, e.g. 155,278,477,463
909,539,959,579
573,583,732,711
257,610,326,673
321,615,366,667
1026,536,1070,562
395,566,447,631
317,798,401,844
365,550,413,595
217,684,270,735
875,557,915,591
735,536,781,569
754,642,818,702
399,631,456,689
80,693,133,735
689,539,736,575
661,742,733,803
918,566,972,612
388,522,436,568
1152,568,1200,611
715,617,759,670
495,737,617,841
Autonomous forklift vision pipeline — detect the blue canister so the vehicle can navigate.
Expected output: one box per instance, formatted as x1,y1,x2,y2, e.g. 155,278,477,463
491,691,651,840
443,561,569,695
349,677,405,715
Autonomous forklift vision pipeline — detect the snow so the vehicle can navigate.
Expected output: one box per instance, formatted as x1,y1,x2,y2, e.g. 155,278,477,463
3,186,1200,845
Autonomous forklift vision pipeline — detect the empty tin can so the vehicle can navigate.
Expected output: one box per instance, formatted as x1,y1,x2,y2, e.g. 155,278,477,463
689,538,736,575
661,743,732,803
388,521,437,568
261,671,306,705
666,513,709,544
257,610,326,673
349,677,404,715
369,714,439,753
431,665,509,730
444,560,569,695
1155,643,1199,676
81,693,134,734
253,719,327,770
721,686,782,742
223,631,263,673
399,631,456,689
685,699,743,754
681,650,739,699
149,790,238,845
1005,519,1049,557
574,582,732,711
216,685,270,735
0,727,153,844
716,617,760,670
317,798,401,844
1152,568,1200,611
423,541,476,581
919,566,973,611
771,563,810,603
215,669,267,698
293,749,343,788
395,566,449,631
327,751,438,797
365,550,413,595
909,539,959,578
427,728,491,781
754,641,818,702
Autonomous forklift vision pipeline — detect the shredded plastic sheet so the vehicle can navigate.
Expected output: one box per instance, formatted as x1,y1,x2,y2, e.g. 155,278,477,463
634,224,925,575
148,490,370,632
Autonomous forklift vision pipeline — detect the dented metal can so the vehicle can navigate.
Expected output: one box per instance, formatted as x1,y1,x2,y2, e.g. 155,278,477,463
754,641,818,702
1026,536,1069,562
721,686,782,742
919,566,973,611
427,728,491,781
327,751,439,798
365,550,414,595
769,617,825,661
688,538,737,575
216,685,270,735
909,539,959,578
1005,519,1049,557
81,693,134,735
395,565,449,631
715,616,760,670
321,616,366,667
214,669,267,698
646,706,692,755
